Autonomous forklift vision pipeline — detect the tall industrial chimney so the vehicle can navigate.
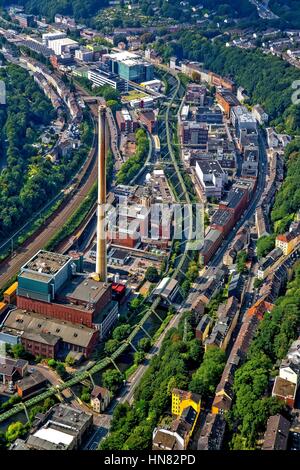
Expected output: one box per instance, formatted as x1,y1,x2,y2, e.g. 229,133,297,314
95,105,107,282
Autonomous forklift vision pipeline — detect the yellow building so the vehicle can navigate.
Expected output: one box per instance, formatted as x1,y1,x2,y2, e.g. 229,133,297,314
172,389,201,431
276,228,300,256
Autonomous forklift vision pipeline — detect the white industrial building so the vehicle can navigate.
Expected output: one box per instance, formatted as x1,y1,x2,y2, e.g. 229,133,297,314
195,160,227,199
48,37,79,56
42,31,66,46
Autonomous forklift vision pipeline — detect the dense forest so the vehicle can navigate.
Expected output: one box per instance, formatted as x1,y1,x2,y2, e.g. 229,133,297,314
269,0,300,29
228,262,300,449
0,64,54,239
0,64,90,242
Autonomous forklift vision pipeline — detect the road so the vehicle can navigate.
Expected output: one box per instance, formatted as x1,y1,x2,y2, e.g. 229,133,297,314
183,131,268,310
82,308,180,450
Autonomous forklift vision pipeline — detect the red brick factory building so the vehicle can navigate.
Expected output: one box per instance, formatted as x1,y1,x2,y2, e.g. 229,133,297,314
0,251,120,359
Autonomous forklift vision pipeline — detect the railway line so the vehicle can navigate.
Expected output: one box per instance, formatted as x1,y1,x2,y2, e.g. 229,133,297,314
0,68,196,426
0,106,98,291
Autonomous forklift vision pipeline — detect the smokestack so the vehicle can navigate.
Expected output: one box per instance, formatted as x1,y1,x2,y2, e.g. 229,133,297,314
95,105,107,282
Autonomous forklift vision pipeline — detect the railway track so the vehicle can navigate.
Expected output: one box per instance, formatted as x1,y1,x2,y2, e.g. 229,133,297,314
0,68,196,425
0,109,98,291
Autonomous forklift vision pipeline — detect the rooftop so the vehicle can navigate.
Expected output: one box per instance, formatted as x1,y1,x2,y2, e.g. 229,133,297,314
0,356,28,376
152,429,181,450
197,413,226,450
272,376,296,399
16,370,48,392
21,250,70,276
262,414,290,451
59,274,110,305
2,309,97,349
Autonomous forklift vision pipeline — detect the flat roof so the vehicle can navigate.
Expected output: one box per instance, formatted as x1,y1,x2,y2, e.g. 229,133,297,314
211,209,233,226
196,160,224,176
59,275,109,304
48,37,78,46
33,428,73,446
22,250,70,276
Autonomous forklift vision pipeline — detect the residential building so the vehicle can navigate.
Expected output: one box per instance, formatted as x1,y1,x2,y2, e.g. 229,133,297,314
13,13,36,28
204,297,239,352
257,247,283,280
197,413,226,450
195,315,212,342
216,89,240,117
171,389,201,418
212,298,274,415
185,84,206,105
116,109,139,133
138,110,157,133
262,414,290,450
152,389,201,450
272,376,297,408
289,411,300,450
252,104,268,125
90,386,110,413
276,223,300,255
0,357,28,385
199,229,224,266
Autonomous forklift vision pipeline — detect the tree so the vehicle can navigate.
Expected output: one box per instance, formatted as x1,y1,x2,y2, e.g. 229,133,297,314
256,235,275,259
55,362,67,379
237,250,248,273
129,296,144,313
81,386,91,403
138,337,151,352
5,422,26,443
102,369,124,394
144,266,160,283
134,351,145,365
112,324,131,342
11,343,26,359
189,348,226,398
123,423,152,450
254,278,263,289
104,338,119,355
